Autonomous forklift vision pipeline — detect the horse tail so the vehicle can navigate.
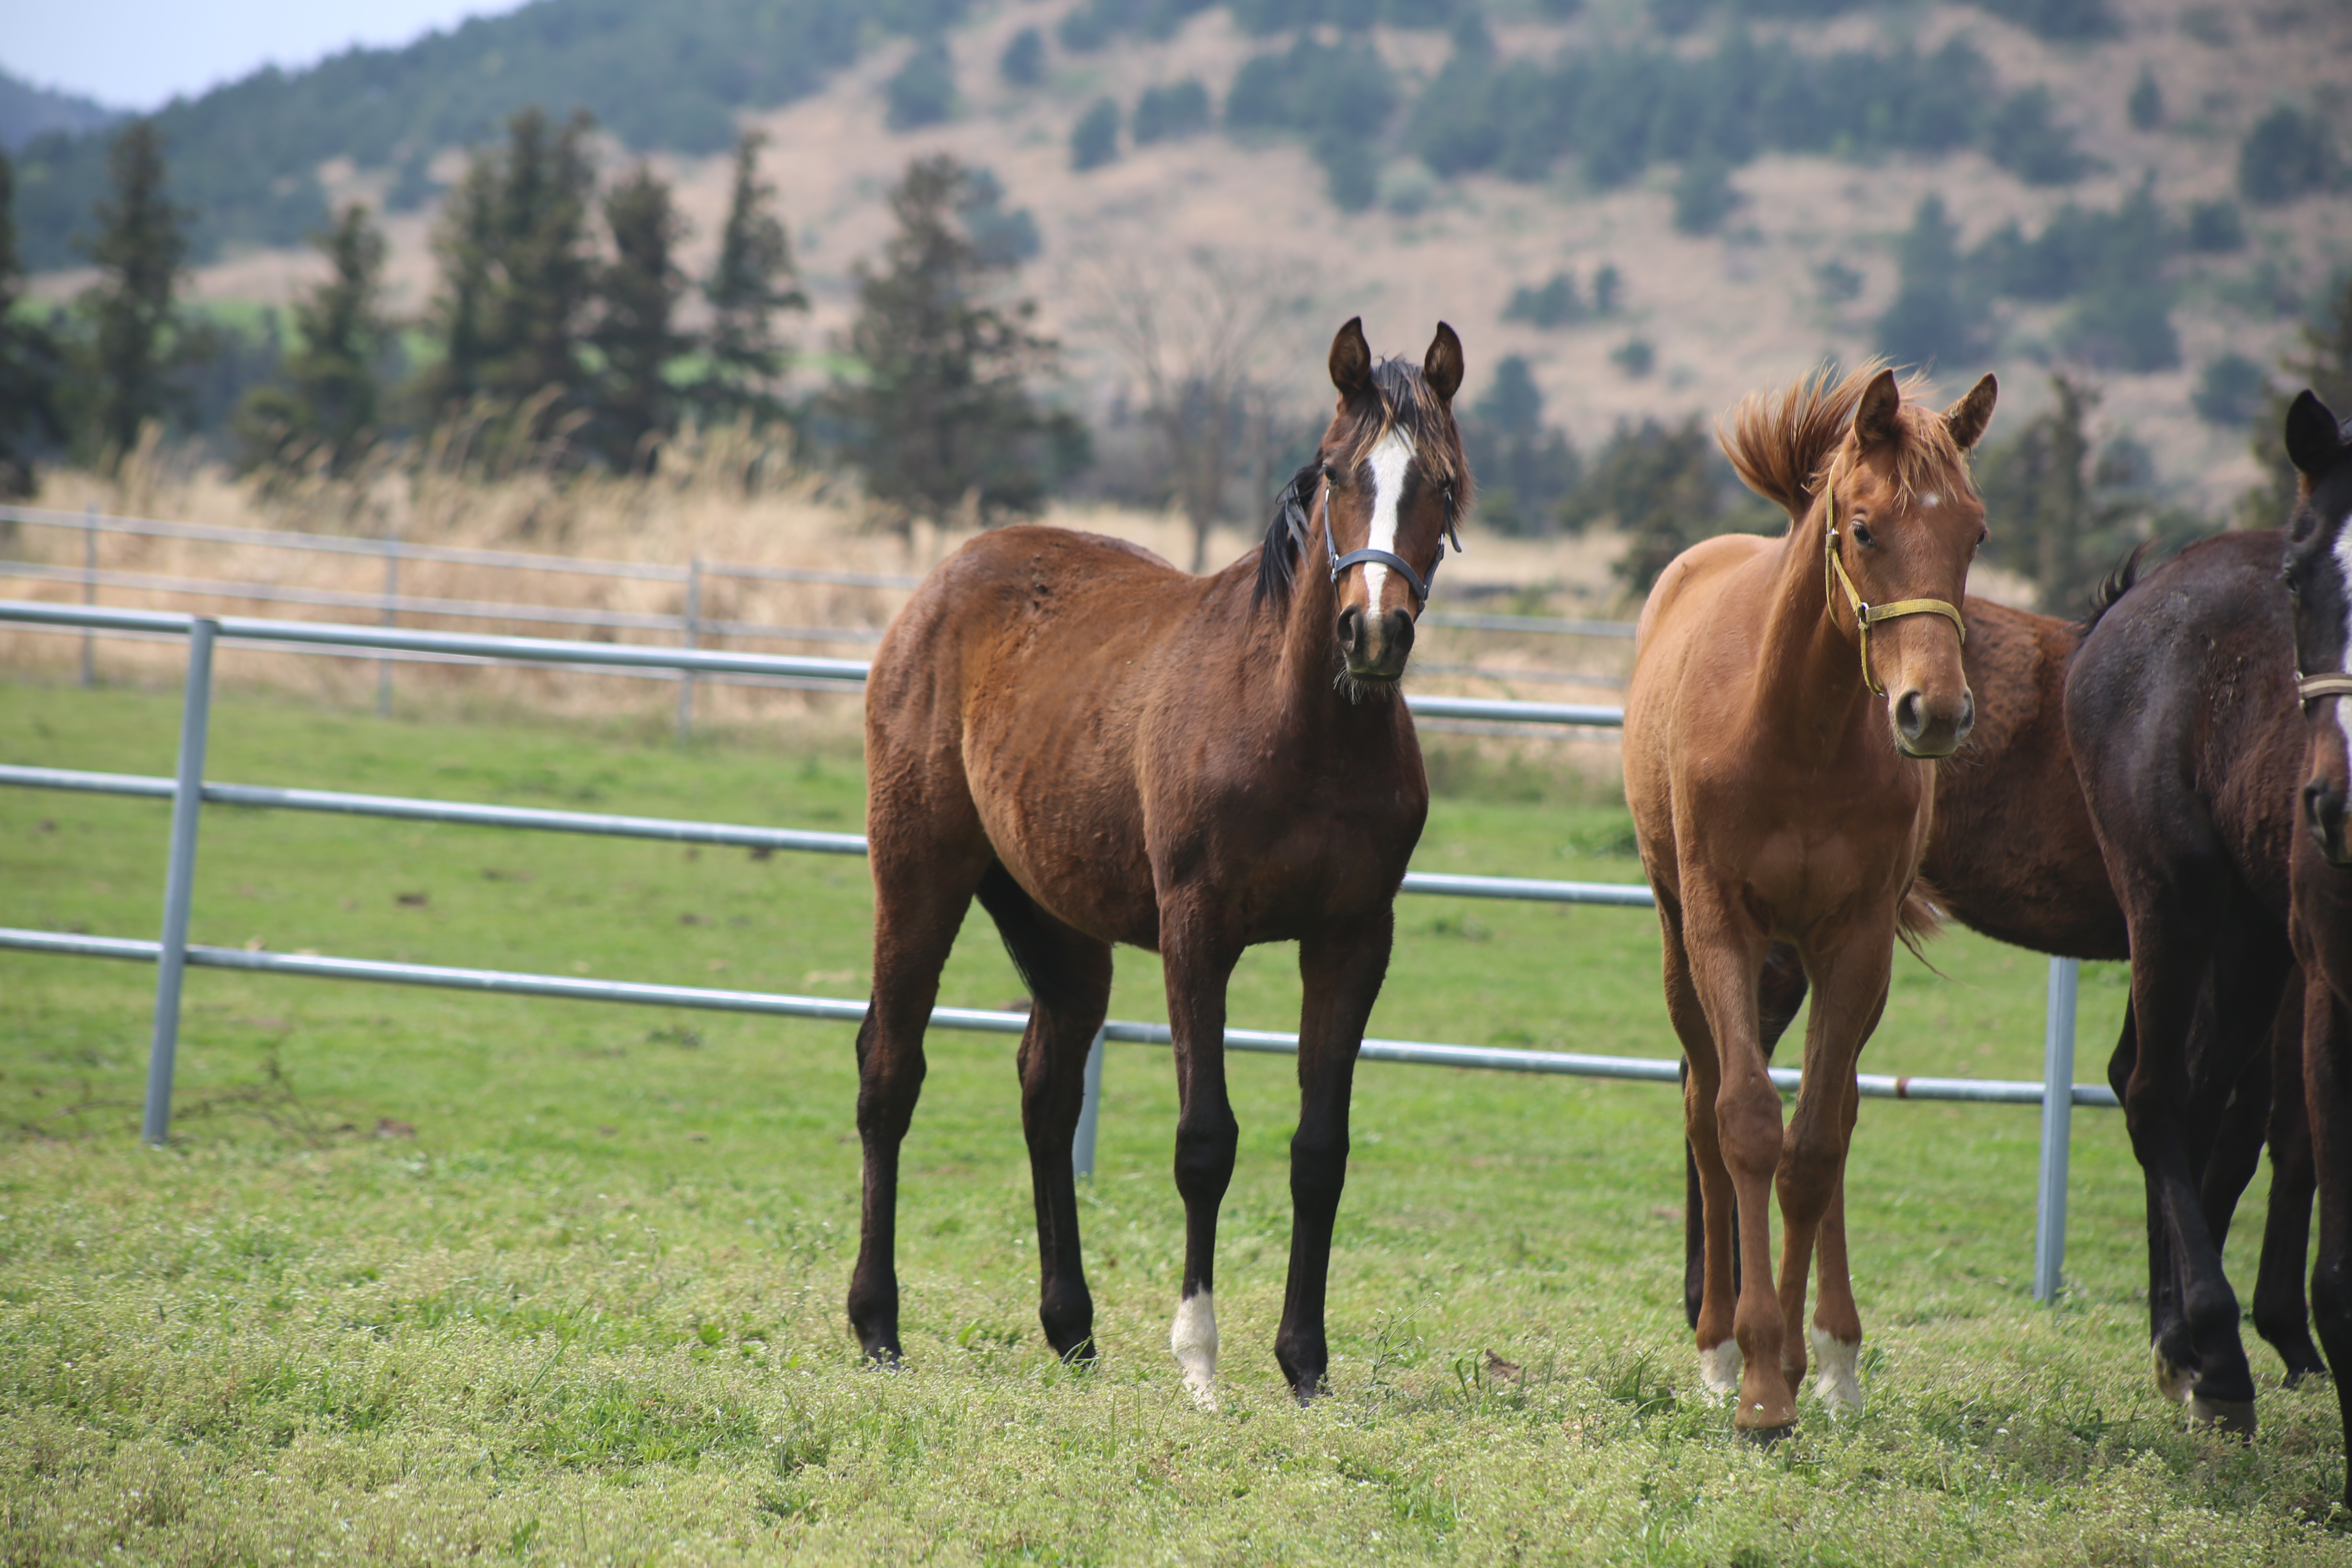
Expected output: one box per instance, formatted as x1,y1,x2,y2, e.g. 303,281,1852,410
1896,876,1947,970
2075,540,2156,634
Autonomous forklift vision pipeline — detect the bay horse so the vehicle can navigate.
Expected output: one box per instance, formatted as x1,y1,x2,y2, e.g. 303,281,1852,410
850,319,1470,1407
2065,443,2341,1434
1627,361,1997,1436
2277,390,2352,1505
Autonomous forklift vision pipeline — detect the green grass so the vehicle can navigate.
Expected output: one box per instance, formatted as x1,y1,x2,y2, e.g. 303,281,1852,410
2,677,2347,1564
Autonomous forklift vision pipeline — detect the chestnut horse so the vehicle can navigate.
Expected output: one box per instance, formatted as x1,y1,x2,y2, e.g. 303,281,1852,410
2279,390,2352,1505
1627,362,1997,1436
1695,595,2326,1392
851,319,1470,1407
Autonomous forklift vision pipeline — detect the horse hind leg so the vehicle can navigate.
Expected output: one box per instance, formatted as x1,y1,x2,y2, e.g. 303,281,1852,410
847,792,991,1365
978,865,1114,1363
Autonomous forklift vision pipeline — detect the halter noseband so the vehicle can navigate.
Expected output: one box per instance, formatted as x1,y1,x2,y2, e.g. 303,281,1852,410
2298,672,2352,708
1820,484,1966,698
1310,464,1461,608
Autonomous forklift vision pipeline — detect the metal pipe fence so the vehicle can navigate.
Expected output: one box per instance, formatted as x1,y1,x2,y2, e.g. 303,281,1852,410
2,504,1639,735
0,599,2111,1301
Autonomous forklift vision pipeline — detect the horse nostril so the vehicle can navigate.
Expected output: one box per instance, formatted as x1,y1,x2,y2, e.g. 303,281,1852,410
1958,689,1975,735
1895,691,1925,739
1336,606,1363,657
2305,778,2343,834
1384,609,1414,663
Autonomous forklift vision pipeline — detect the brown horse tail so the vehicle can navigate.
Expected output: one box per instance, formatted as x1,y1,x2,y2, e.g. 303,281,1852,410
2075,539,2156,634
1897,876,1947,971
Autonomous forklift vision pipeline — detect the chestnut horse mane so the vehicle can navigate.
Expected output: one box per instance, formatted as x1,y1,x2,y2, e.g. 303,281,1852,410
1254,356,1472,610
1719,359,1976,525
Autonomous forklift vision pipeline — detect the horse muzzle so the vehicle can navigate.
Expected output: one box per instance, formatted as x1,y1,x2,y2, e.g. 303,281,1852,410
1891,685,1973,760
1339,605,1414,682
2304,776,2352,866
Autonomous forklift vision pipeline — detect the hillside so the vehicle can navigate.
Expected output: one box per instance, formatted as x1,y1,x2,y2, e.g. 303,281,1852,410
0,69,118,153
18,0,2352,515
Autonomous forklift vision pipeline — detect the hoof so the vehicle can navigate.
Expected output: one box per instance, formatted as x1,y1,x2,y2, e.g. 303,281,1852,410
2283,1367,2331,1390
2152,1345,2193,1406
1697,1341,1743,1404
1806,1325,1864,1418
1735,1421,1795,1448
2186,1396,2256,1438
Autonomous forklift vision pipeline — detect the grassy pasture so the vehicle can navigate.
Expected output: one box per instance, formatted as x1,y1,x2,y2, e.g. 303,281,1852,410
1,677,2346,1565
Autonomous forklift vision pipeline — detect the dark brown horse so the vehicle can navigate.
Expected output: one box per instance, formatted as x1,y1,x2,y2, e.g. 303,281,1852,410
2278,390,2352,1504
2063,494,2333,1434
1627,362,1996,1437
850,319,1470,1406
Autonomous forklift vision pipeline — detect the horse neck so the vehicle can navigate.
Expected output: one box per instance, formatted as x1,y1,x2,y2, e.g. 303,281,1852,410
1271,545,1398,745
1751,503,1880,757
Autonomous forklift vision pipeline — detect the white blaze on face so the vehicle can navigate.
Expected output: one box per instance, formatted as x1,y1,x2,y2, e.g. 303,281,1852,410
1171,1289,1218,1409
1355,428,1417,612
2335,526,2352,788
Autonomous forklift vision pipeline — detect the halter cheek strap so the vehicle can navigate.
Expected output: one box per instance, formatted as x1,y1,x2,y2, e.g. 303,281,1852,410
2298,672,2352,707
1821,488,1967,698
1318,476,1460,608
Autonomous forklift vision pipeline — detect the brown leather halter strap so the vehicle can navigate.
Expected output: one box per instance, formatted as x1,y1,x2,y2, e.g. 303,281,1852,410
2299,672,2352,706
1820,485,1967,698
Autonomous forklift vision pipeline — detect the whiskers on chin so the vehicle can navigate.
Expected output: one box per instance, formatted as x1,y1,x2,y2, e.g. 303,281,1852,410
1332,666,1403,705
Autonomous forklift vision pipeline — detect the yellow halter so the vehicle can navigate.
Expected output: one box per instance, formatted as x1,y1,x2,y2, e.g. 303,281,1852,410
1820,485,1967,698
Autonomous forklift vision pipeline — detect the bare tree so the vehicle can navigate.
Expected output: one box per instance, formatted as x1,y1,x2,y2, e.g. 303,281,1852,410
1078,249,1314,572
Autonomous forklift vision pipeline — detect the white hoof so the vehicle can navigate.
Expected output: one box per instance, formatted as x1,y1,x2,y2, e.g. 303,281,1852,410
1807,1325,1864,1417
1172,1290,1218,1410
1698,1340,1743,1403
2152,1344,2193,1406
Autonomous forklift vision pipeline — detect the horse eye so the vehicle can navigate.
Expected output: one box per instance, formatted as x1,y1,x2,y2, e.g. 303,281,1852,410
1851,521,1874,547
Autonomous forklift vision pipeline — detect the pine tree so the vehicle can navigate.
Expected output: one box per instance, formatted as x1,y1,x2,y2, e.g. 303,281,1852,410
695,131,804,427
0,148,65,497
591,166,689,472
414,108,597,457
2243,272,2352,530
76,119,192,464
827,155,1074,530
235,203,389,476
1876,195,1982,370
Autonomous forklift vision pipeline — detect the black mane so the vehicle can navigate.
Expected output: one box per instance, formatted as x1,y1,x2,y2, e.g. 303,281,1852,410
2077,540,2157,634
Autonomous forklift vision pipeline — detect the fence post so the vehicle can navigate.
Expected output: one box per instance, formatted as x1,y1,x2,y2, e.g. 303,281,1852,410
2033,956,2080,1303
676,558,701,743
142,617,218,1147
1072,1026,1107,1180
80,505,97,687
376,535,398,717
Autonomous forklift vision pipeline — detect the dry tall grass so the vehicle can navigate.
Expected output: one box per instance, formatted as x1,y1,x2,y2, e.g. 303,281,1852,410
0,426,1635,787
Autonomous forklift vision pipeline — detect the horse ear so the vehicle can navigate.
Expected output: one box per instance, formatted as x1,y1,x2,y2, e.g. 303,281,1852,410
2285,390,2345,480
1942,373,1998,452
1853,368,1902,448
1329,317,1373,399
1422,322,1465,402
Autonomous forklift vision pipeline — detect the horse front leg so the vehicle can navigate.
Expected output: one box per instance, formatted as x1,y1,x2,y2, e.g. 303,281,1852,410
2252,969,2328,1384
1160,897,1243,1409
1670,889,1789,1434
1685,942,1809,1330
2300,949,2352,1513
1780,929,1891,1420
978,868,1116,1362
1274,910,1391,1402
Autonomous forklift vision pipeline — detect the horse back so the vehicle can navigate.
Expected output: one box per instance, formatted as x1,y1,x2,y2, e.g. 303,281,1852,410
2065,529,2299,919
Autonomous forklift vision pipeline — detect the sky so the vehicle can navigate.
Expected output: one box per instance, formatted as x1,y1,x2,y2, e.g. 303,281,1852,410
3,0,527,110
